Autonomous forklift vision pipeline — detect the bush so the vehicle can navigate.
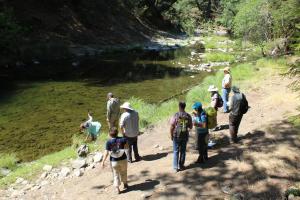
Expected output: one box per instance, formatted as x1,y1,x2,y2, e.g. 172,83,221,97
0,153,18,170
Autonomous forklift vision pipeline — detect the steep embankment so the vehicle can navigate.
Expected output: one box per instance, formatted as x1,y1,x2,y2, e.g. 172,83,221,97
6,0,157,46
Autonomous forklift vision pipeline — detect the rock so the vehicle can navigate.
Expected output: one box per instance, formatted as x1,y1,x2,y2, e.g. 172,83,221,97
86,156,94,165
11,190,25,197
40,172,48,179
153,144,159,148
60,167,71,177
31,185,41,191
0,168,11,176
232,193,244,200
21,180,29,185
73,169,83,177
77,144,89,157
43,165,53,171
40,180,48,186
86,163,96,170
141,192,152,199
23,184,34,191
72,158,87,169
15,177,24,184
93,152,103,163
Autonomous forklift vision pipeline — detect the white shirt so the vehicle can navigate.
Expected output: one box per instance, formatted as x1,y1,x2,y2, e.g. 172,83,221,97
222,74,232,88
119,110,139,137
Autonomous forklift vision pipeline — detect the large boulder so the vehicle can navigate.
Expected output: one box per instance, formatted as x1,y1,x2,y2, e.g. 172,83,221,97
93,152,103,163
72,158,87,169
60,167,71,177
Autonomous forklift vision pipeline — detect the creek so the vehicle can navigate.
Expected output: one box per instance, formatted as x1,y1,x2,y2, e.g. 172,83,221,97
0,45,210,161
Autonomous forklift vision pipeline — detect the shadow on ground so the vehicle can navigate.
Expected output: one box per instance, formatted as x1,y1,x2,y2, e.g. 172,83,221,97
149,119,300,199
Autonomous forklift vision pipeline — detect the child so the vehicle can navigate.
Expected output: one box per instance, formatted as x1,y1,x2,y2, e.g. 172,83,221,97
102,127,129,194
80,112,101,141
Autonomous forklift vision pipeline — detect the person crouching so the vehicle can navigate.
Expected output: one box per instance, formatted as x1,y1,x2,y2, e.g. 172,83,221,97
101,127,129,194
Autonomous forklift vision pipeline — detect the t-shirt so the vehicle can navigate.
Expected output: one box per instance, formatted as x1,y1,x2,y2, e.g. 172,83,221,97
105,137,127,161
222,74,232,89
86,122,101,136
192,112,208,134
119,110,139,138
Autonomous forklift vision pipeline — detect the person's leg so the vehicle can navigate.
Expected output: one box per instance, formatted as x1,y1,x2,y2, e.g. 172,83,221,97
119,159,128,188
173,138,179,170
197,134,205,163
111,161,121,193
179,139,187,169
222,88,230,112
194,129,199,150
132,137,141,161
229,114,238,143
126,137,133,162
204,133,209,160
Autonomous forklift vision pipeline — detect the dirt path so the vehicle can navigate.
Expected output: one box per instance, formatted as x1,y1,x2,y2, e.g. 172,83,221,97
9,74,300,200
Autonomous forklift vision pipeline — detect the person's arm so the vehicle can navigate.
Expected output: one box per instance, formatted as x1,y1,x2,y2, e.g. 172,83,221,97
101,150,109,168
201,114,207,129
106,101,111,122
119,114,126,136
170,116,175,140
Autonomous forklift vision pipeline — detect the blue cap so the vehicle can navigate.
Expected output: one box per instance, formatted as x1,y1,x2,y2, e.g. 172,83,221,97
192,102,202,110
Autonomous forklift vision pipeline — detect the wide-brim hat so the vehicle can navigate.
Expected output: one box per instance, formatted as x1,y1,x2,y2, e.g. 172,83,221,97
223,67,231,73
232,86,240,93
120,102,134,110
208,85,218,92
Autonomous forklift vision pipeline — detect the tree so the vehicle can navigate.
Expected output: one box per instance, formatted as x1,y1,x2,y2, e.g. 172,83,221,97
233,0,273,56
216,0,241,33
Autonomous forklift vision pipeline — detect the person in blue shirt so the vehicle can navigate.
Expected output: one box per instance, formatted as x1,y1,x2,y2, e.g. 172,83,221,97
102,127,129,194
80,112,101,141
192,102,209,163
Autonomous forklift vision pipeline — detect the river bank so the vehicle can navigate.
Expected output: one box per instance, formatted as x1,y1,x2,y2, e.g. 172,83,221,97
0,55,294,189
1,56,299,199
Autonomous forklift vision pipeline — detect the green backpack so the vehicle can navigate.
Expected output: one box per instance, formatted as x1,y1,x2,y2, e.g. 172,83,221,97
204,107,217,129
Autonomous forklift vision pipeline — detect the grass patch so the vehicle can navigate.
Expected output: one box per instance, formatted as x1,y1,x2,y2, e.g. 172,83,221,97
0,153,18,170
204,52,236,63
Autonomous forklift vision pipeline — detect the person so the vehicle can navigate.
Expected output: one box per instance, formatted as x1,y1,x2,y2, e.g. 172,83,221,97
170,101,193,172
208,85,222,111
119,102,141,163
106,92,120,130
222,67,232,113
228,86,248,143
102,127,129,194
192,102,209,163
80,112,101,141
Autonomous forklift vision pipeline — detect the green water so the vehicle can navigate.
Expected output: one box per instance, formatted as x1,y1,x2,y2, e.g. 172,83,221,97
0,47,208,161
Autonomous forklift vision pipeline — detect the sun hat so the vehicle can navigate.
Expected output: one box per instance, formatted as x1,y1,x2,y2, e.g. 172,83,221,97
232,86,240,93
208,85,218,92
223,67,230,73
120,102,134,110
192,102,202,110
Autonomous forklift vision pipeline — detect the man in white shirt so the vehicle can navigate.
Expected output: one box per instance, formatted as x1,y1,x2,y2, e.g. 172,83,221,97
106,93,120,130
222,67,232,113
119,102,141,163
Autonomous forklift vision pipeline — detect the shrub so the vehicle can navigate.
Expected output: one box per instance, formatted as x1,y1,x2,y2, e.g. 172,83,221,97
0,153,18,170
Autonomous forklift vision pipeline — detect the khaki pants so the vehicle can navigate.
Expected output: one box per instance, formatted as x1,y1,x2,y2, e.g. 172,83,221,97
111,159,127,187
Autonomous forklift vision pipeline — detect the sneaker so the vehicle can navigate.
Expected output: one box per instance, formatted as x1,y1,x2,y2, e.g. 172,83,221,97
123,183,129,190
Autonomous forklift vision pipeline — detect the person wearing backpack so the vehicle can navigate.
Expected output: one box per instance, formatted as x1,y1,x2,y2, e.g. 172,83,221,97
107,92,120,130
228,86,249,143
170,101,193,172
208,85,223,111
192,102,209,163
102,127,129,194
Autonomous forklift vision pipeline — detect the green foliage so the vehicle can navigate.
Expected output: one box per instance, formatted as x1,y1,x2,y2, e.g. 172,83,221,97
0,8,24,56
233,0,272,48
216,0,241,31
164,0,202,35
204,52,235,63
0,154,18,171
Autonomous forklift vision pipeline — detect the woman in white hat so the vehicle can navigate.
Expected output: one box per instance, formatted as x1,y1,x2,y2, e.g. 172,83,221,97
208,85,222,111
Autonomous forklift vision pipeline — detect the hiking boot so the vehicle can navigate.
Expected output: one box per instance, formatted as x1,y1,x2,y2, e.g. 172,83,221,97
123,183,129,190
135,157,141,162
179,165,185,171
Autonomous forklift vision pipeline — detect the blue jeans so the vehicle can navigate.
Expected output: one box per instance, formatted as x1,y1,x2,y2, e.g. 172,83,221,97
173,137,188,170
222,88,231,112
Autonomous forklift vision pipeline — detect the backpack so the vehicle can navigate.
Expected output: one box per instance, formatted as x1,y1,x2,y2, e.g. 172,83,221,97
204,107,217,129
174,112,190,139
240,93,249,114
77,144,89,157
110,138,125,158
111,98,120,113
216,93,223,108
